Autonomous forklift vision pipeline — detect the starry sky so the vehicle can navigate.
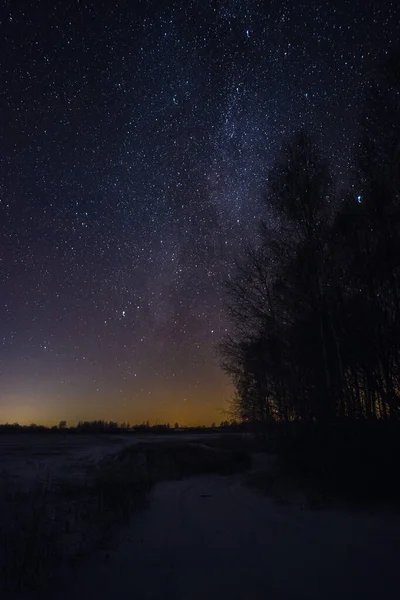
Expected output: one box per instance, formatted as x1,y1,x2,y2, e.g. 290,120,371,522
0,0,398,426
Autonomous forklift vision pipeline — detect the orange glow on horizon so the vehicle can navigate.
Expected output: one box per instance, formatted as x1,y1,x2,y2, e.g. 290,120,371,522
0,379,234,427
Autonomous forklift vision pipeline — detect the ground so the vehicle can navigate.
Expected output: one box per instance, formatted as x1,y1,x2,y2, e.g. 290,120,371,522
0,433,150,487
3,434,400,599
54,451,400,599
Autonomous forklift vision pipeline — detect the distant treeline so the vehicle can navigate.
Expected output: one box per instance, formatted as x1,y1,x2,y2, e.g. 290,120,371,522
0,419,242,434
219,49,400,426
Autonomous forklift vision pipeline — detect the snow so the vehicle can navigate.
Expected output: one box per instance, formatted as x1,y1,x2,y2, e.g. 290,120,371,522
51,464,400,600
0,434,135,488
0,433,216,487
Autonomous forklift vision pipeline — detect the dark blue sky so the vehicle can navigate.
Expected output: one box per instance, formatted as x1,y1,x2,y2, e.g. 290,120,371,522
0,0,398,425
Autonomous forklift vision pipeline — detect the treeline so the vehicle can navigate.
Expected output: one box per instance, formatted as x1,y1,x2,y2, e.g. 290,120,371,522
0,420,241,434
219,52,400,427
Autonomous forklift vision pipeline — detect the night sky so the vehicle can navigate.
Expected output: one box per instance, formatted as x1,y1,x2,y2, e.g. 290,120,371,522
1,1,398,426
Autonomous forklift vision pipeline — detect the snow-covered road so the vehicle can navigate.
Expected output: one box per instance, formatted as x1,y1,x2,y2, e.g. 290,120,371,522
55,469,400,600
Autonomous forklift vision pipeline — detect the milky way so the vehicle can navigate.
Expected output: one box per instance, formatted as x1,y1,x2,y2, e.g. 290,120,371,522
1,0,398,425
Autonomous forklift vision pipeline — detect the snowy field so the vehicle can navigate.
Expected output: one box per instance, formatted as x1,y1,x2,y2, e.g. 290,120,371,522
2,434,400,600
1,432,226,597
0,432,219,487
0,434,130,488
52,459,400,600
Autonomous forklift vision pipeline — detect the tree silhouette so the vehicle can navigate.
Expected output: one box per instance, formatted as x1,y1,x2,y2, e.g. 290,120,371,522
219,60,400,427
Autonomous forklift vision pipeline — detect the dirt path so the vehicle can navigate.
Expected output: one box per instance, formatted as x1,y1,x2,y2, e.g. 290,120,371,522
54,471,400,600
